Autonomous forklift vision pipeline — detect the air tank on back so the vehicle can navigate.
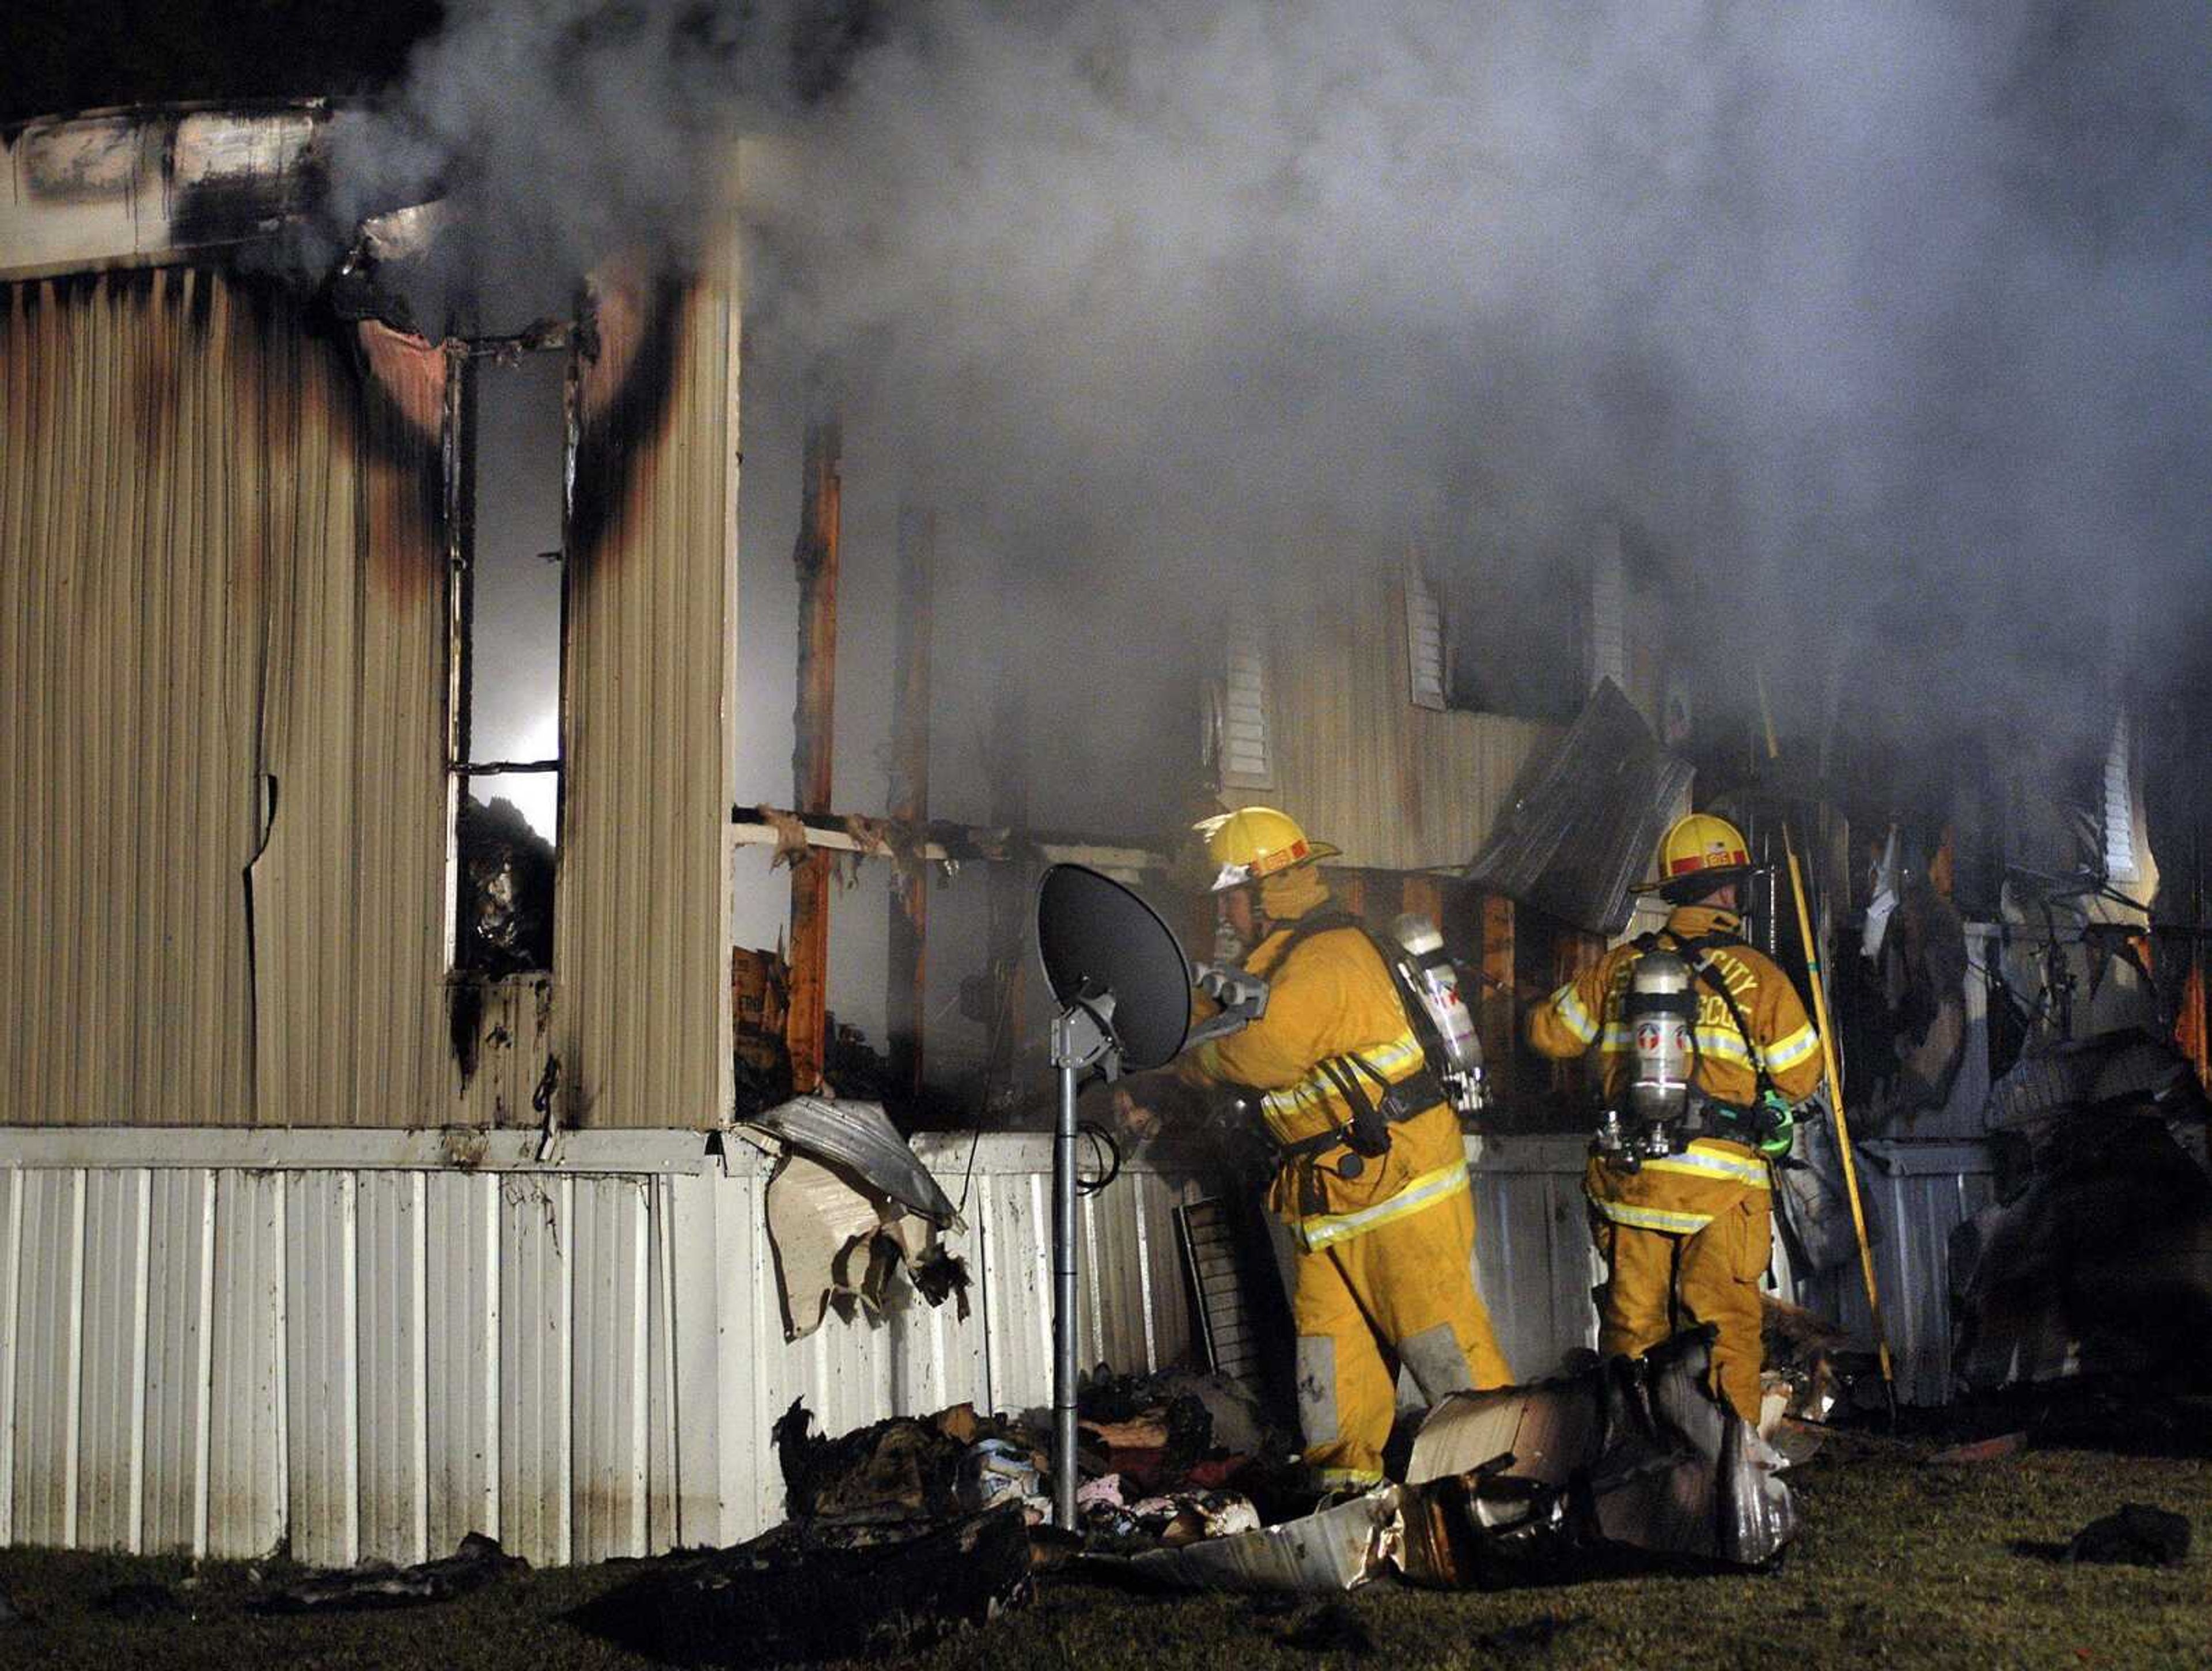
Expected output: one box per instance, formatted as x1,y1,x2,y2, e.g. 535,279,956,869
1391,913,1486,1114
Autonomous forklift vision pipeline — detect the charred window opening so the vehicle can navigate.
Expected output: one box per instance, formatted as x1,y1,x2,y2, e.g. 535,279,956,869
1441,555,1589,724
449,348,569,977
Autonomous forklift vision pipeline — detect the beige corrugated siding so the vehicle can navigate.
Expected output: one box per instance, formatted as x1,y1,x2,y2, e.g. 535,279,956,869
558,267,736,1128
2,260,737,1129
1270,568,1555,873
1,270,259,1125
247,292,449,1129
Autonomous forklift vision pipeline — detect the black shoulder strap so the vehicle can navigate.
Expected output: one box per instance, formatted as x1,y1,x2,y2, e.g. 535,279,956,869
1267,909,1451,1086
1266,908,1366,970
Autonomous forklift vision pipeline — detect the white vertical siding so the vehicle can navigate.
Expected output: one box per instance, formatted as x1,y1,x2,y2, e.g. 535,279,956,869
1468,1137,1608,1382
1789,1143,1998,1408
0,1128,1991,1567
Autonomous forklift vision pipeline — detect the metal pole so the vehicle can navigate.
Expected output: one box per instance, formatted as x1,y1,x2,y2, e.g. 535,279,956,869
1052,1041,1080,1529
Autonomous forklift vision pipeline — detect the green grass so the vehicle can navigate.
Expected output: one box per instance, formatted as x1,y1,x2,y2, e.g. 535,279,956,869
2,1439,2209,1669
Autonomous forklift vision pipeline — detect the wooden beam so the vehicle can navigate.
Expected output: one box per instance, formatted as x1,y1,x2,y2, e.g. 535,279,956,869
786,415,841,1094
730,808,1160,875
1479,892,1515,1106
1401,875,1446,934
887,504,934,1104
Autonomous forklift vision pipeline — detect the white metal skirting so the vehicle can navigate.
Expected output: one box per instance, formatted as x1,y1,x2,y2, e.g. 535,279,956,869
0,1129,1988,1567
0,1131,1196,1567
1468,1134,1995,1408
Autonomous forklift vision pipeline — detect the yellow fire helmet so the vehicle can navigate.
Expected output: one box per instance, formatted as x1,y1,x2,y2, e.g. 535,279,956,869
1652,811,1752,891
1194,806,1342,893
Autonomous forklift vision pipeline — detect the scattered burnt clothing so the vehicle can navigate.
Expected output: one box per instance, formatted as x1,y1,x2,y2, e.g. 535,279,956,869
454,794,554,977
571,1504,1033,1668
253,1532,528,1613
772,1399,971,1526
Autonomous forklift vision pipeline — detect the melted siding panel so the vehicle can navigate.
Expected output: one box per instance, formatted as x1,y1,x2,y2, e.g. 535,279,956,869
251,293,448,1129
0,275,252,1127
0,269,449,1130
559,270,736,1129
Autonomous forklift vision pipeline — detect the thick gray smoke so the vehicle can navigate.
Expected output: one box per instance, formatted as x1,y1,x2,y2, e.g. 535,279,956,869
351,0,2212,752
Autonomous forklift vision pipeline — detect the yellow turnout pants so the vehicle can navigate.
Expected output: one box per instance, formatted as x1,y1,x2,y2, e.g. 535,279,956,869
1583,1140,1771,1423
1285,1112,1513,1486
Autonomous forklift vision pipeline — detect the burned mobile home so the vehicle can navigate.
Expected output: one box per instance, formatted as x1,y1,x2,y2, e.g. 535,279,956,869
0,89,2204,1582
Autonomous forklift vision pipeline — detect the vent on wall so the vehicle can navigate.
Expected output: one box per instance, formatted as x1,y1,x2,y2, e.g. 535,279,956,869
1588,523,1627,695
2103,708,2139,886
1216,607,1274,790
1407,568,1448,711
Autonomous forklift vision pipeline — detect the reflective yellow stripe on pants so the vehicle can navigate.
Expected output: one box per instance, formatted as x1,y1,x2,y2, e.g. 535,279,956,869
1295,1158,1469,1252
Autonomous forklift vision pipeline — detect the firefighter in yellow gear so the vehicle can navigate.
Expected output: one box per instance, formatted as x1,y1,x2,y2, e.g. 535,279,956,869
1122,807,1512,1488
1527,812,1824,1424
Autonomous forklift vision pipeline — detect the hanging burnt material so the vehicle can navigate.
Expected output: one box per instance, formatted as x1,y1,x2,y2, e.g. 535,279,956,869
1466,678,1693,937
453,792,555,976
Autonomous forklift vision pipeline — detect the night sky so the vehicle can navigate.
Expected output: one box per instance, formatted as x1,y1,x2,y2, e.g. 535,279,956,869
1,0,444,124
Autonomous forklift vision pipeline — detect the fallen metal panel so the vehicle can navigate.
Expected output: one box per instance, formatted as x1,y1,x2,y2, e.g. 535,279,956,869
1126,1488,1399,1593
1465,678,1693,937
744,1097,960,1224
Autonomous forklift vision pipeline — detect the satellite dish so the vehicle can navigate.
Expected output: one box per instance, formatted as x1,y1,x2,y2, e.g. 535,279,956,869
1035,864,1192,1072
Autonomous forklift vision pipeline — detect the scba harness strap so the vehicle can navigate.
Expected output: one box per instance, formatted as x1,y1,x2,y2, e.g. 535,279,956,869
1632,928,1785,1144
1257,911,1446,1175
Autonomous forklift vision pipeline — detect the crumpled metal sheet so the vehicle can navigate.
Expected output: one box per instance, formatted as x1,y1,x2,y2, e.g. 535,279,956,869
1122,1487,1403,1594
745,1095,960,1226
1463,678,1693,938
1116,1332,1795,1596
1406,1328,1798,1571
